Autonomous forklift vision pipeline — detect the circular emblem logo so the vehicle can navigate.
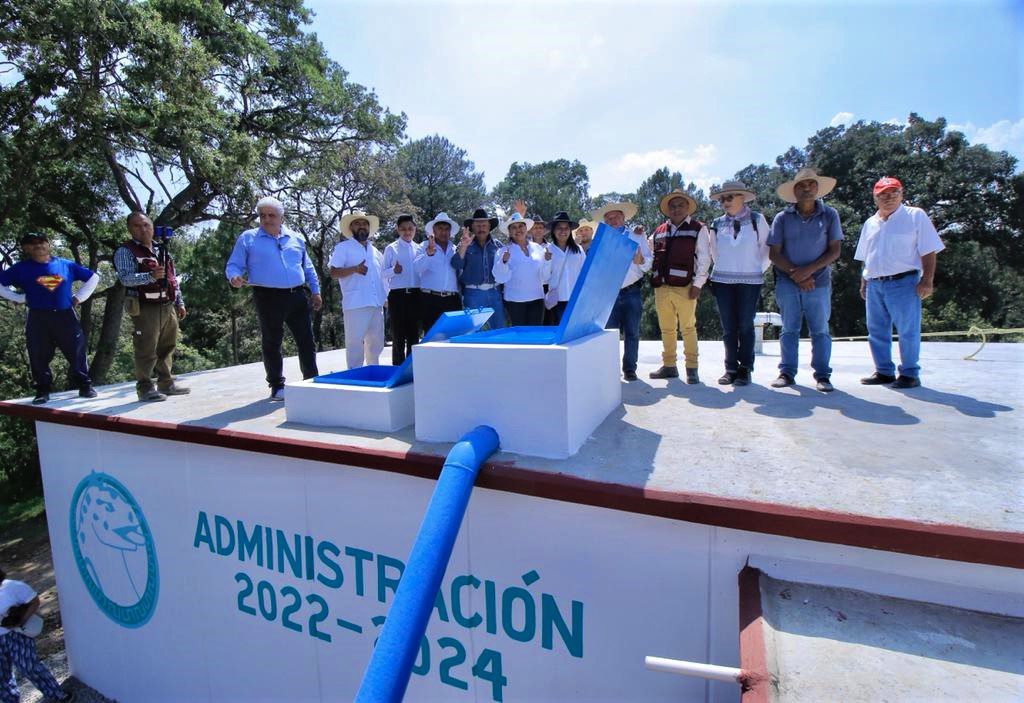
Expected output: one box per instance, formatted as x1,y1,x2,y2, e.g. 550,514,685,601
68,472,159,627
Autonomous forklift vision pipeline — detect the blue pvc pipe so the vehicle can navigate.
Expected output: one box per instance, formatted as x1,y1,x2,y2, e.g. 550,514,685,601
355,425,500,702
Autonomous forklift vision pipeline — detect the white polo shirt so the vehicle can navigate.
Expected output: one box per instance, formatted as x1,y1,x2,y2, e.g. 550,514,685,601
0,578,35,636
329,239,386,310
855,204,944,279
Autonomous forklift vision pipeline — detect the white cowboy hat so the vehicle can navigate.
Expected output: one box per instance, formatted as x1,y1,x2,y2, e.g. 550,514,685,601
498,212,534,236
776,167,837,204
709,180,757,204
658,189,698,217
590,200,638,222
425,212,459,237
339,211,380,238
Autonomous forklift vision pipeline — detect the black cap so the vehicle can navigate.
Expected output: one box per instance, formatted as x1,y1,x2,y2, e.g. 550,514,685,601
20,233,48,245
395,213,415,227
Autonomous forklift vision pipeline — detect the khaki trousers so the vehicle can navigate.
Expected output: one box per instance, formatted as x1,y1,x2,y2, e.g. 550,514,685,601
654,285,699,369
129,299,179,392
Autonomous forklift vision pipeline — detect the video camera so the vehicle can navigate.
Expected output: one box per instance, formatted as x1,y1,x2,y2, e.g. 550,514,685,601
153,226,174,289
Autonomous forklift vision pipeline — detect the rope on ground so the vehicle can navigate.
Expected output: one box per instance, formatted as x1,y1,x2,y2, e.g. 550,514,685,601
829,327,1024,360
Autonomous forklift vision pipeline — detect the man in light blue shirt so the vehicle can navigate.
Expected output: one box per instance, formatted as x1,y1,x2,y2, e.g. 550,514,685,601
768,168,843,392
226,196,323,400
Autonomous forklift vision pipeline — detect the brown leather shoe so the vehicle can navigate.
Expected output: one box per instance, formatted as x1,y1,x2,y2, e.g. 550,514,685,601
649,366,679,379
159,384,191,396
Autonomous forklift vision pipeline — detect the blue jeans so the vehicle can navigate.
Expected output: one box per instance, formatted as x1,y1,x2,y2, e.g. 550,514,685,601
712,283,762,372
774,275,832,380
606,283,643,373
866,274,921,378
462,287,506,329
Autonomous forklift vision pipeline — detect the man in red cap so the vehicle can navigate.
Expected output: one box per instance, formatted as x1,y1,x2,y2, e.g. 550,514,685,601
854,177,944,388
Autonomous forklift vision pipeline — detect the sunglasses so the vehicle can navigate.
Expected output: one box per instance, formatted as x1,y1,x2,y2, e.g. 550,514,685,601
721,194,739,202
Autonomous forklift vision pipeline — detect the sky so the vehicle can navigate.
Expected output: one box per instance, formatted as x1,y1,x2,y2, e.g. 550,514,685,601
305,0,1023,195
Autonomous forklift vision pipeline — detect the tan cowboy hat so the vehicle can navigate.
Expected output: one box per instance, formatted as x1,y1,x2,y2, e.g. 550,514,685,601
339,211,380,238
776,167,837,204
590,200,638,222
658,189,698,217
709,180,757,203
498,212,534,236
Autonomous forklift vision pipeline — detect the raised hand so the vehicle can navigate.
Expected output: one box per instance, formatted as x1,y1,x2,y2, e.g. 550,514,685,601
460,227,472,248
356,261,368,275
513,199,528,217
426,236,436,256
394,261,403,275
502,247,510,264
544,247,552,261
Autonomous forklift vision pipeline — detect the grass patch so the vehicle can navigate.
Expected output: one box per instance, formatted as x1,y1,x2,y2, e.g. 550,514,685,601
0,496,45,530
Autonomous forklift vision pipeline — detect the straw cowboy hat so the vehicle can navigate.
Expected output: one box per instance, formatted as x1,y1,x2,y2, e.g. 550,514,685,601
573,218,597,234
658,189,698,218
709,180,757,203
498,212,534,236
339,211,380,238
590,200,638,222
463,208,499,230
776,167,837,204
425,212,460,237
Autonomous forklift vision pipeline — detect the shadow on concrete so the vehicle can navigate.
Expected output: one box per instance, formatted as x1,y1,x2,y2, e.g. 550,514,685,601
184,399,283,428
890,386,1014,418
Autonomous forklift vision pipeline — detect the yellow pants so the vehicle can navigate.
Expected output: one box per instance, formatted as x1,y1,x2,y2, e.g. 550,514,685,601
654,285,698,369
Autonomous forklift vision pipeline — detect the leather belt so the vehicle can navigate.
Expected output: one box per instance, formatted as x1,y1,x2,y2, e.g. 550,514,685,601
870,270,916,282
422,289,459,297
390,287,419,294
464,284,496,290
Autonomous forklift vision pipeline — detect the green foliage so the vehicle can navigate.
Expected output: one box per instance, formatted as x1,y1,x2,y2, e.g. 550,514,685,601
492,159,591,221
398,135,487,223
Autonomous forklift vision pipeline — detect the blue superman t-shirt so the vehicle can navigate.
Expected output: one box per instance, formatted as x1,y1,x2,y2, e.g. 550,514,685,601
0,257,94,310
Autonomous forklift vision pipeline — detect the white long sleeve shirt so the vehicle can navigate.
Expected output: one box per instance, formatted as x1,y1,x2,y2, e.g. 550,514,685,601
329,239,386,311
619,227,653,288
382,238,421,291
492,242,552,302
547,246,586,302
414,240,459,293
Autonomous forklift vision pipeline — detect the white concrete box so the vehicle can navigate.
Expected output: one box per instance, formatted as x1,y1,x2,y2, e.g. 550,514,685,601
284,379,414,432
414,329,621,458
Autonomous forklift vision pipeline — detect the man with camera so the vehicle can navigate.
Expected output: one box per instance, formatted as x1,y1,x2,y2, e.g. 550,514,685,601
114,212,189,402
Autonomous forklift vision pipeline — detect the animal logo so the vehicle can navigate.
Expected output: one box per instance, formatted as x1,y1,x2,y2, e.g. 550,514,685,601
68,472,159,627
35,274,64,292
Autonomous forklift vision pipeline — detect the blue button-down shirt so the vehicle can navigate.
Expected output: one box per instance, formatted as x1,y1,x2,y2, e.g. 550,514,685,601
225,227,320,294
768,200,843,286
452,236,501,287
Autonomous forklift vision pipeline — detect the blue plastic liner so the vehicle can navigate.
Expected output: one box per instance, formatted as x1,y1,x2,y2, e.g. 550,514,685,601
355,425,500,702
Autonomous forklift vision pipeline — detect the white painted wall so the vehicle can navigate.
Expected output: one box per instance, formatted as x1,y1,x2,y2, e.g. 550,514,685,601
37,423,1023,703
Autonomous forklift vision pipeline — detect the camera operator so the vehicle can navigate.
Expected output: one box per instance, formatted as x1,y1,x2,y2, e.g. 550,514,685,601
114,212,190,402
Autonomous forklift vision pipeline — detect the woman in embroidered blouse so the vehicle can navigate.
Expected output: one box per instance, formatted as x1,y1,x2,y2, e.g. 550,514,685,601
707,180,771,386
492,212,552,326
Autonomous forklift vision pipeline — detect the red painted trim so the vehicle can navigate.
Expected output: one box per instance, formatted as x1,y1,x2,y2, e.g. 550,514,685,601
4,401,1024,569
737,566,770,703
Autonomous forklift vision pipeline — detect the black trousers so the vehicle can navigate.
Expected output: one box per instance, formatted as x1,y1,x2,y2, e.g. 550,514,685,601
252,287,318,389
545,301,568,326
506,299,545,326
26,308,90,392
419,291,462,334
388,288,421,365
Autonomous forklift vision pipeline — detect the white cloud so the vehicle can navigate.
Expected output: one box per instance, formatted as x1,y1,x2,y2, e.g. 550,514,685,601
591,144,721,195
829,111,855,128
949,118,1024,159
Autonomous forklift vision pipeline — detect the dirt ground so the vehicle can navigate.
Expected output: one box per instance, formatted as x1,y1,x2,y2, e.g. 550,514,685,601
1,512,112,702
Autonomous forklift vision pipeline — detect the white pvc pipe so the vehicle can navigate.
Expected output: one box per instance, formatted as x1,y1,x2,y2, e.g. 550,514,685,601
644,656,742,683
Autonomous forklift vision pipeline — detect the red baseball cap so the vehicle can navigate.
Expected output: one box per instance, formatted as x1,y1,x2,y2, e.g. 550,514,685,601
873,176,903,195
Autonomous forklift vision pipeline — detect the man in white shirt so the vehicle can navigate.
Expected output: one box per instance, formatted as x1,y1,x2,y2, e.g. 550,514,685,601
414,213,462,332
855,177,944,389
593,200,653,381
382,214,421,364
330,211,386,369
